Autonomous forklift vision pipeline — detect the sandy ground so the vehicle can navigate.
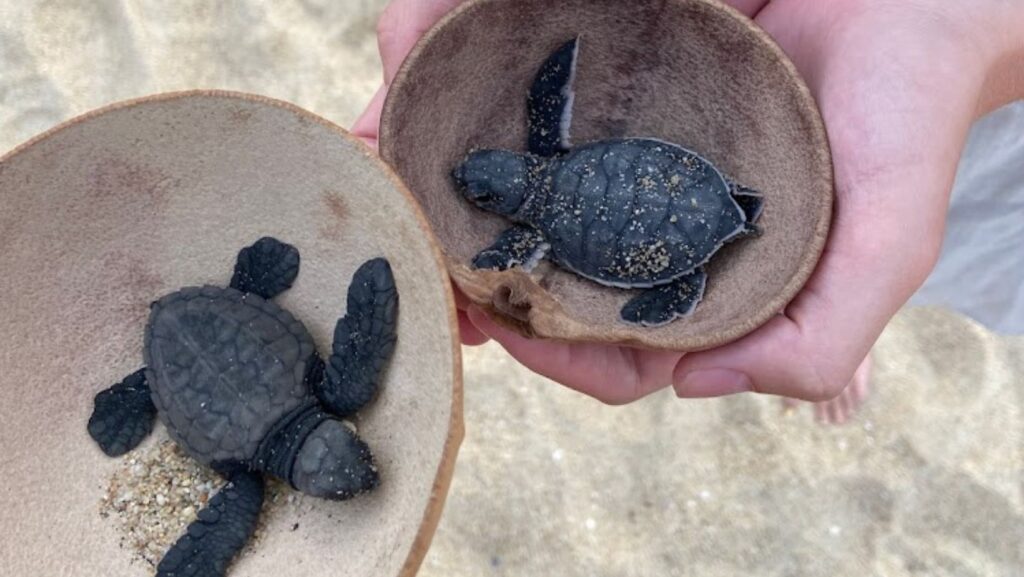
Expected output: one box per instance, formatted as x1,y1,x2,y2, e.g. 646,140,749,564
1,2,1022,576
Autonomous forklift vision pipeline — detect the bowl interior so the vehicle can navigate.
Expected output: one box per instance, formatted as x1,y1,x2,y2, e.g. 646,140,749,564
381,0,832,350
0,92,461,576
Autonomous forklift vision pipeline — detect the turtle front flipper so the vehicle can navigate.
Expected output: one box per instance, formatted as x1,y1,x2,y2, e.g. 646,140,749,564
156,469,264,577
528,37,579,157
87,368,156,457
620,268,708,327
472,225,549,271
229,237,300,299
313,258,398,417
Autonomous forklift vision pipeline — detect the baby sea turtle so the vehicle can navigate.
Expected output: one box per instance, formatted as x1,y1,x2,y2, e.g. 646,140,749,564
453,38,764,326
87,237,398,577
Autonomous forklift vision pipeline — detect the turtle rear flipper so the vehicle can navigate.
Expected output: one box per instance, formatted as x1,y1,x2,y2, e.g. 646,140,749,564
620,268,708,327
314,258,398,417
728,180,765,224
87,368,156,457
156,469,264,577
230,237,300,299
528,37,579,157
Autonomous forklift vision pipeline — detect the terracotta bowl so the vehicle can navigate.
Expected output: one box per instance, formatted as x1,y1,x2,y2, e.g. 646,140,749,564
0,92,461,576
380,0,832,350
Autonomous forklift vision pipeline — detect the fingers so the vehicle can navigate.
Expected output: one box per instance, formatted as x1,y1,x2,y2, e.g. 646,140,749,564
376,0,465,85
466,306,679,404
458,311,489,346
352,84,386,149
453,288,489,345
354,0,463,146
671,4,982,402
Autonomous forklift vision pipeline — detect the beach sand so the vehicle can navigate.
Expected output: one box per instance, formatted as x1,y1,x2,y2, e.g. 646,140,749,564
1,2,1021,575
429,308,1023,577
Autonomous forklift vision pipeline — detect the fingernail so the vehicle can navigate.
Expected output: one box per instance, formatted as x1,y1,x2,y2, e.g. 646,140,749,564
675,369,752,398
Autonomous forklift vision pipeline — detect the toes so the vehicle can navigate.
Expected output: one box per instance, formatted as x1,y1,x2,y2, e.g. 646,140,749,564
803,354,874,426
814,401,828,423
849,355,873,406
833,396,849,424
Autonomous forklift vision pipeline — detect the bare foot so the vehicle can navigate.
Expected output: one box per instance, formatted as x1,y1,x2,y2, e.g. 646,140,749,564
783,354,872,425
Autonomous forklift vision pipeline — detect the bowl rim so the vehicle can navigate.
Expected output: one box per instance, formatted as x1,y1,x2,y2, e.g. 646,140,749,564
0,89,465,577
379,0,834,351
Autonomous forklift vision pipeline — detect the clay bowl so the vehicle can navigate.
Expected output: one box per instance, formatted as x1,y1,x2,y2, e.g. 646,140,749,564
380,0,832,351
0,92,461,576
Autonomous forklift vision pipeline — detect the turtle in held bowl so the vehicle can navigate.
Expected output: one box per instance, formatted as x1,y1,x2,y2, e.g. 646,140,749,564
453,38,764,326
87,237,398,577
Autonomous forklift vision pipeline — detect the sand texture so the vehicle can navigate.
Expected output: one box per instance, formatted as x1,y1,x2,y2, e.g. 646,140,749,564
426,308,1023,577
1,2,1021,576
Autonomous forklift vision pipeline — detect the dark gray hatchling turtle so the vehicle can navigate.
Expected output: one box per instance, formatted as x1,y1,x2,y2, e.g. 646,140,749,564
86,237,398,577
453,38,764,326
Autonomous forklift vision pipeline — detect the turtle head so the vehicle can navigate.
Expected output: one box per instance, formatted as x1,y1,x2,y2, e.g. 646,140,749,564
289,419,380,500
257,407,379,500
453,149,537,216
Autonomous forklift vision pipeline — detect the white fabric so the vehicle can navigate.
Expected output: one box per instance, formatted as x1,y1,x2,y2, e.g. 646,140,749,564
910,101,1024,334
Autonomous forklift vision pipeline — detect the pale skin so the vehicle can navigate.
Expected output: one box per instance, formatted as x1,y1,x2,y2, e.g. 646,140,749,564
353,0,1024,418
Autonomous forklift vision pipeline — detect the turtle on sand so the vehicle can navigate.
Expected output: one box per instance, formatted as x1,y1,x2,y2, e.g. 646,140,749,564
87,237,398,577
453,38,764,326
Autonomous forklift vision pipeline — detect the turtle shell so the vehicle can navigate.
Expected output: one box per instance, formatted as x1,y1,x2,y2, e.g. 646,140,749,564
532,138,746,287
144,285,316,465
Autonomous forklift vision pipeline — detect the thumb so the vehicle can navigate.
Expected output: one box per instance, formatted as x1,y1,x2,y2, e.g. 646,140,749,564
673,171,944,401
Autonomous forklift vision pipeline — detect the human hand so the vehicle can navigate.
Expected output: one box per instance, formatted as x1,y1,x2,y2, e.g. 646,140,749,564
461,0,1023,404
352,0,490,346
350,0,766,350
355,0,1022,404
